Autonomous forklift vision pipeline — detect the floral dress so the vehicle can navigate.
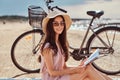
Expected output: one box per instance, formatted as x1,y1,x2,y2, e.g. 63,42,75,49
40,43,70,80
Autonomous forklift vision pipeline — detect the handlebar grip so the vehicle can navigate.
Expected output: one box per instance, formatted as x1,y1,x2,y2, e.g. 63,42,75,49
56,6,67,13
46,0,54,3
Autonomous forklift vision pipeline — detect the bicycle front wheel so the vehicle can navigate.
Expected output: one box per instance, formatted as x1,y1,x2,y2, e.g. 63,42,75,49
11,29,44,73
87,26,120,75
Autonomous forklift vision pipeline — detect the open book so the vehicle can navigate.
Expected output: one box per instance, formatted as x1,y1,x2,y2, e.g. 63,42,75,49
83,49,100,66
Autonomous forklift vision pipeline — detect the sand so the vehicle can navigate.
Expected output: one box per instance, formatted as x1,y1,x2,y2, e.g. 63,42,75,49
0,21,120,79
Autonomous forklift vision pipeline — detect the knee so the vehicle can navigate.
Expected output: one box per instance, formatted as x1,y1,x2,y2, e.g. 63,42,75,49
84,77,89,80
85,64,93,73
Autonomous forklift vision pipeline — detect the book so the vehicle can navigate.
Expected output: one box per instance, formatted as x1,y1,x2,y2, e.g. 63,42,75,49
83,49,100,66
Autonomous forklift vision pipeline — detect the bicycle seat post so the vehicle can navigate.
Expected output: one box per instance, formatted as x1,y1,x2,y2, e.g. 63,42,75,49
78,16,95,55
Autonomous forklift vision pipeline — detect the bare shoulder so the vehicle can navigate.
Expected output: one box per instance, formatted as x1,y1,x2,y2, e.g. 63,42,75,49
42,48,54,56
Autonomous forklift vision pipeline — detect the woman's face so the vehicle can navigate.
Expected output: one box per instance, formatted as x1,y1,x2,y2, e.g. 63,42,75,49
53,16,65,35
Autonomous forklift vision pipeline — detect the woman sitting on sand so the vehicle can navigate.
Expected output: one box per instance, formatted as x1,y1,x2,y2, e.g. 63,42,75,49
39,11,112,80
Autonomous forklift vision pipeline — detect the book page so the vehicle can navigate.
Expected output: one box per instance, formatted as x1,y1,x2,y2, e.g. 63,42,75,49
83,49,100,66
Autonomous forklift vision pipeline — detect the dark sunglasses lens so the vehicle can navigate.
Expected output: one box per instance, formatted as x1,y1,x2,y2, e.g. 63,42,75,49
60,22,65,26
53,22,65,26
53,22,59,26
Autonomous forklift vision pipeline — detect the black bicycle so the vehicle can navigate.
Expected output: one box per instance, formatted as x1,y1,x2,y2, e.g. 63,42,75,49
11,0,120,75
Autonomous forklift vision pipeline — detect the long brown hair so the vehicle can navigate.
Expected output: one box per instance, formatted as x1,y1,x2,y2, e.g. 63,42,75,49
41,15,69,62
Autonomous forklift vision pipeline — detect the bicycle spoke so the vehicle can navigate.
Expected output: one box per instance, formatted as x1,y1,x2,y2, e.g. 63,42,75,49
11,30,43,72
111,30,116,47
105,30,111,46
87,27,120,74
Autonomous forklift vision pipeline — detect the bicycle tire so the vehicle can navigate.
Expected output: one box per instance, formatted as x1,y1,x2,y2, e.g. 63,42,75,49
86,26,120,75
11,29,44,73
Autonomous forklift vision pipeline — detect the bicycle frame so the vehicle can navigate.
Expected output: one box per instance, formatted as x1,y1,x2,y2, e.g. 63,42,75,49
77,11,112,55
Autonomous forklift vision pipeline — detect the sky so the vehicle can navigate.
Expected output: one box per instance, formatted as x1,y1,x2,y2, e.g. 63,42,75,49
0,0,120,19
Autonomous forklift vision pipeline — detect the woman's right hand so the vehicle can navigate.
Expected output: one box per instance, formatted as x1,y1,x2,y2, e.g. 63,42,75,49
74,58,88,74
73,65,86,74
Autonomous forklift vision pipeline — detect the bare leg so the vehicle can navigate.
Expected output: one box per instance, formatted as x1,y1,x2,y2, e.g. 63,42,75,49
70,72,87,80
86,64,112,80
69,64,112,80
83,77,89,80
89,64,112,80
102,74,112,80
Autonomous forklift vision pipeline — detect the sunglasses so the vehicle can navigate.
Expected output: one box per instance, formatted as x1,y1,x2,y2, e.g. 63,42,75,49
53,21,65,26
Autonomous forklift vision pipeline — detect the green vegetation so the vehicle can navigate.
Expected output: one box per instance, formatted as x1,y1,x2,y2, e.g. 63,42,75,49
0,15,28,22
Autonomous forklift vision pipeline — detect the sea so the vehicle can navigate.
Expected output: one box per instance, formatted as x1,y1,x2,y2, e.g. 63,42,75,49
70,19,120,30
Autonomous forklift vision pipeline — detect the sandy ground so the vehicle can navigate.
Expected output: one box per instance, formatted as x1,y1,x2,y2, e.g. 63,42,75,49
0,21,120,79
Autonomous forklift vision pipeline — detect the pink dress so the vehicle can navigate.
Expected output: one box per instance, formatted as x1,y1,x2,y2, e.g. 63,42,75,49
40,43,70,80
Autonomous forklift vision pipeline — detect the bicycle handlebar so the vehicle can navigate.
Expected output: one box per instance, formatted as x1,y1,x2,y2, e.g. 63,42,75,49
51,6,67,13
45,0,54,3
45,0,67,13
55,6,67,13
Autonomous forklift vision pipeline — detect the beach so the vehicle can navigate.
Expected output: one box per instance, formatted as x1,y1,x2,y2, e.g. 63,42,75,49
0,21,120,79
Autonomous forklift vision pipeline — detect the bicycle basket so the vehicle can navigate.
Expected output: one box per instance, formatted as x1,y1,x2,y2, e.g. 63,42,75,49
28,5,47,28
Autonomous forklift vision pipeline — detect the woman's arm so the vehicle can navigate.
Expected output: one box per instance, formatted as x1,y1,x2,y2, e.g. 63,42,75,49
43,48,85,77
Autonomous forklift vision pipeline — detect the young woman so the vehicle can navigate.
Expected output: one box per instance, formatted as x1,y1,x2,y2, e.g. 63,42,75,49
40,11,112,80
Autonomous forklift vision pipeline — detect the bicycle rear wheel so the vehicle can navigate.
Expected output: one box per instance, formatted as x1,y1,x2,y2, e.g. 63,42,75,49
87,26,120,75
11,29,44,73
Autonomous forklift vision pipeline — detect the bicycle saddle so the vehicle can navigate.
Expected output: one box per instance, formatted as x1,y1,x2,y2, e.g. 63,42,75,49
87,10,104,18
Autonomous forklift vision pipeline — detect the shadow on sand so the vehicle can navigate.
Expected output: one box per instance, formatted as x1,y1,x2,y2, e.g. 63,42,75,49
11,72,41,80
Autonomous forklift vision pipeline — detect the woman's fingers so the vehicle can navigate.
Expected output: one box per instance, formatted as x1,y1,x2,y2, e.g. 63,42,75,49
79,58,88,66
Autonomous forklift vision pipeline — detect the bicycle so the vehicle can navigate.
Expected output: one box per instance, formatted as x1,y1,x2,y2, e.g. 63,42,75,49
11,0,120,75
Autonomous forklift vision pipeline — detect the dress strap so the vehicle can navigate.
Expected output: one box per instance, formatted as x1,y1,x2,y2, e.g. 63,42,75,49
44,42,50,49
